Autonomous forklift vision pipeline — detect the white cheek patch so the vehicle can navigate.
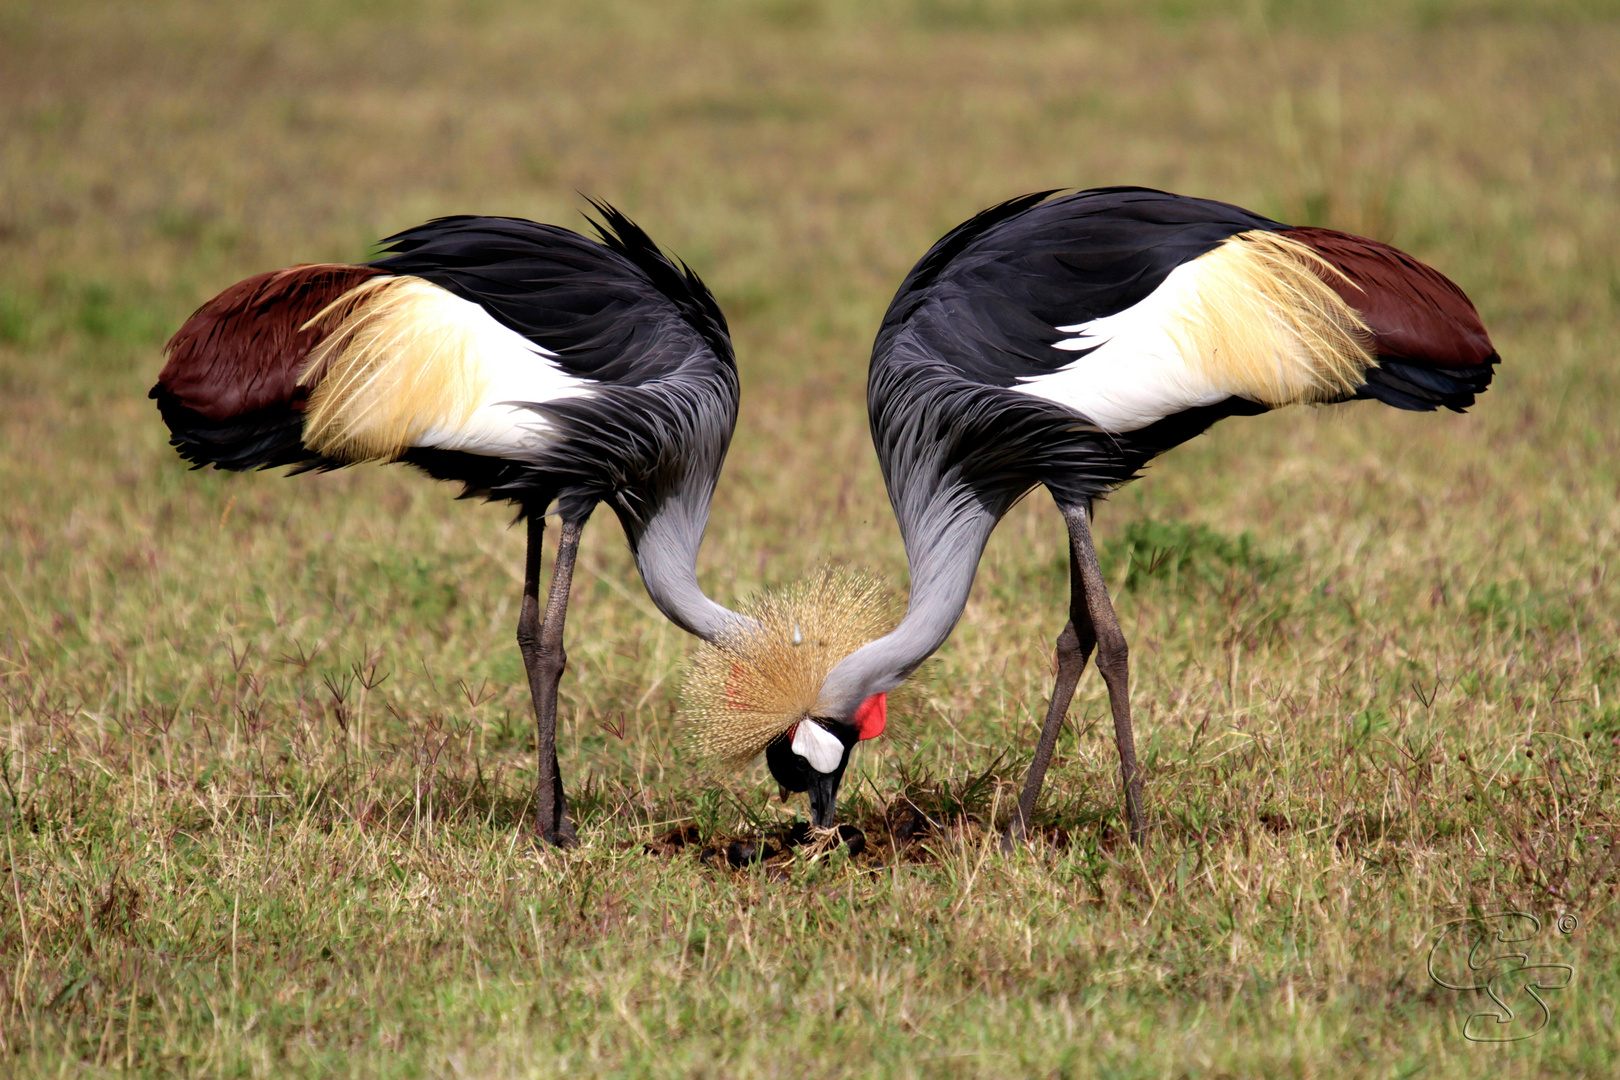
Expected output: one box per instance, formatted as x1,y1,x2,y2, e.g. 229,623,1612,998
791,720,845,774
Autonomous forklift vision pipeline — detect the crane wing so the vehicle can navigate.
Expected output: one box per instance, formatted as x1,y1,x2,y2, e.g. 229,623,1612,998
868,187,1497,510
154,208,736,479
877,188,1280,389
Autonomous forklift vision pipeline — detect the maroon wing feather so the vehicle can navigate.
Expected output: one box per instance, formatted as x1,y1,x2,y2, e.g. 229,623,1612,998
152,263,386,471
1285,227,1495,369
157,263,384,420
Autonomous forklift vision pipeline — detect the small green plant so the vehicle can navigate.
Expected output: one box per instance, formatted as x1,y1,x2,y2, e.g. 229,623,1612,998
0,292,34,345
1465,580,1574,635
1102,518,1291,592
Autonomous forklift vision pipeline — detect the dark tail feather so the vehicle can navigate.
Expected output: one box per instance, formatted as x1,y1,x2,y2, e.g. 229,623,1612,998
150,391,317,471
1355,356,1498,413
1284,226,1500,413
151,264,383,471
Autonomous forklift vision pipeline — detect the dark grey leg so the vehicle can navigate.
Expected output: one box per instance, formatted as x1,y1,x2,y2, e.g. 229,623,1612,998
1069,502,1145,845
1003,516,1096,850
1003,501,1145,849
516,513,583,847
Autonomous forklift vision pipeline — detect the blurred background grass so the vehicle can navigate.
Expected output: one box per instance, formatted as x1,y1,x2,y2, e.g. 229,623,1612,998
2,1,1618,1076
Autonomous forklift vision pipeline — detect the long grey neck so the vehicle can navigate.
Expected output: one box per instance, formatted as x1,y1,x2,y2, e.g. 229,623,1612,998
630,487,749,642
815,493,998,717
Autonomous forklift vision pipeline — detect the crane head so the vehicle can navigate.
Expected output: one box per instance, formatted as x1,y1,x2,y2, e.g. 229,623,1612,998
682,567,895,829
763,692,886,827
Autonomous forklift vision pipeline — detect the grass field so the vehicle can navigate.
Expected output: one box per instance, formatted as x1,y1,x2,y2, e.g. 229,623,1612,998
3,1,1619,1076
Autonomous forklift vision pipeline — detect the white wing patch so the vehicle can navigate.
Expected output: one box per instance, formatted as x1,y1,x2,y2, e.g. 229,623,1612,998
1012,258,1229,433
791,719,845,774
1008,230,1373,433
299,275,593,462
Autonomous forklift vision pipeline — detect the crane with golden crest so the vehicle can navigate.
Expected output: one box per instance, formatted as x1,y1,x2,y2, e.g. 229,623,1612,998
687,187,1498,846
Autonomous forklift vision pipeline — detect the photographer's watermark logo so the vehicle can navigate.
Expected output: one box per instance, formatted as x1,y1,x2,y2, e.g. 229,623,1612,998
1427,911,1576,1042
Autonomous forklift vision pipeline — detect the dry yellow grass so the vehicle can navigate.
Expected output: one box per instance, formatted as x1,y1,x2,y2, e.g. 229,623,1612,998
1,1,1618,1077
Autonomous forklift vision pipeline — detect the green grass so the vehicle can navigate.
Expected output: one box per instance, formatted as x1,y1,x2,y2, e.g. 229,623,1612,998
3,1,1618,1076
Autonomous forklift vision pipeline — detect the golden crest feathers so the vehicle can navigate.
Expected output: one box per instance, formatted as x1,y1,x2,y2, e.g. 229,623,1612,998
682,566,897,769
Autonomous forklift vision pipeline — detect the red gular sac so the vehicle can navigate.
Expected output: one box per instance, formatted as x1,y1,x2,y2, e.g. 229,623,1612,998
853,693,887,741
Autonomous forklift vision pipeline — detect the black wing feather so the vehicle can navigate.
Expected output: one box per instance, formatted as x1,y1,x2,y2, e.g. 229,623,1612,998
369,210,735,386
371,210,738,522
880,187,1283,387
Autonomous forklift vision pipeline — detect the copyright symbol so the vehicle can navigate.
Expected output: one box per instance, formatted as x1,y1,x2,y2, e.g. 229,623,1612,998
1557,913,1579,935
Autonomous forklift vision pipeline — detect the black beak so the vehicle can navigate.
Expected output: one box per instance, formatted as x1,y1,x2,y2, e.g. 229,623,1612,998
808,767,843,829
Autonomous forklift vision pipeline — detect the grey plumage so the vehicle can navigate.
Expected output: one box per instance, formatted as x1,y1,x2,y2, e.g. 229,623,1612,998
814,505,993,718
821,190,1273,713
370,210,749,643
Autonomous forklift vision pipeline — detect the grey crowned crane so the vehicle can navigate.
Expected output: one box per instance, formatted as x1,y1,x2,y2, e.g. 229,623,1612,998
693,187,1497,844
152,205,748,847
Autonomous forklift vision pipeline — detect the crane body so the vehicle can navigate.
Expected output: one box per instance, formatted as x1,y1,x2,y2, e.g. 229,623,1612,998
751,187,1497,840
153,207,745,845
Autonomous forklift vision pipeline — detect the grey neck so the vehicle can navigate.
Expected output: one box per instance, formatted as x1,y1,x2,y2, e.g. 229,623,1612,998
630,487,749,643
814,494,997,717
